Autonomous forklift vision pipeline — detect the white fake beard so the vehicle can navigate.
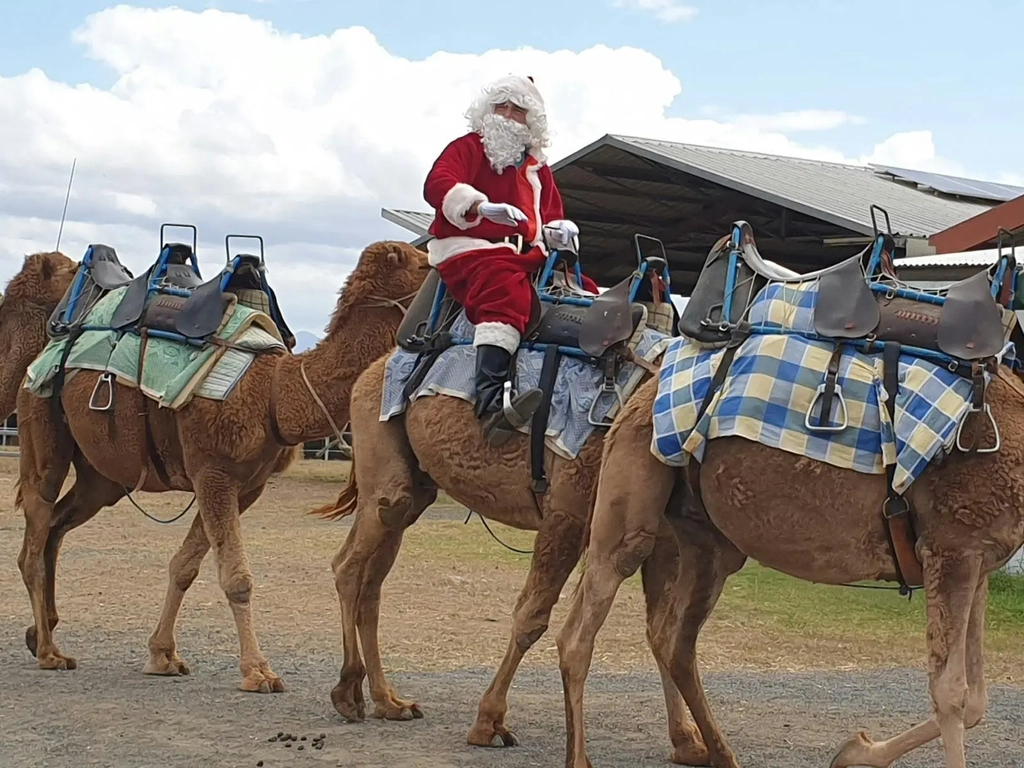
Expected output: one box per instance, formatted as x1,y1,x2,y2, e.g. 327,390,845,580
479,113,532,173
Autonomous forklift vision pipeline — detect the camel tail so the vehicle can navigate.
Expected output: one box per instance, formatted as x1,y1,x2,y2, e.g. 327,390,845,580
309,459,360,521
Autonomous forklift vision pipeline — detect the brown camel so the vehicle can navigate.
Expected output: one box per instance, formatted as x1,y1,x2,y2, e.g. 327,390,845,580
315,341,710,762
0,251,78,418
556,359,1024,768
13,239,427,693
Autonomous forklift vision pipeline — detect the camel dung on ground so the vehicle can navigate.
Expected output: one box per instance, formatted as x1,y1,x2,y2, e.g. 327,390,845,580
13,238,427,693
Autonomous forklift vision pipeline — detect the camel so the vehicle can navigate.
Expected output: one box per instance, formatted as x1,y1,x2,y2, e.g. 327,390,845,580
555,256,1024,765
0,251,78,418
314,279,712,762
12,239,427,693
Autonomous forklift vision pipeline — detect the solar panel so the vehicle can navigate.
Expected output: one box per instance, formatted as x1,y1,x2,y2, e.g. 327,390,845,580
870,164,1024,203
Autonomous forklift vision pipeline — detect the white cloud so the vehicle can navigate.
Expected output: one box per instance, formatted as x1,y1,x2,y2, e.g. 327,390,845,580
727,109,866,133
612,0,699,23
0,5,967,332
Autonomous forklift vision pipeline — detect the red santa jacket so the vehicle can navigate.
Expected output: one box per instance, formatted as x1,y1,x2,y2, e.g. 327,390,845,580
423,132,566,267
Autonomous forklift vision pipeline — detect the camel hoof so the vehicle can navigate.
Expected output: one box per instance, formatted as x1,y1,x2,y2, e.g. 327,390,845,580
375,702,424,721
830,730,874,768
241,668,285,694
25,626,37,657
38,652,77,671
144,652,191,677
331,683,366,721
468,723,520,748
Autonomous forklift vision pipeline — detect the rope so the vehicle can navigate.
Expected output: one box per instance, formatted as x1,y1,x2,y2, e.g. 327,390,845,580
463,509,534,555
123,487,196,524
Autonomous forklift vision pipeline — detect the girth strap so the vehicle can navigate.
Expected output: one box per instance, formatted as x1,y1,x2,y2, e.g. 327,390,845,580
881,341,924,595
530,344,561,497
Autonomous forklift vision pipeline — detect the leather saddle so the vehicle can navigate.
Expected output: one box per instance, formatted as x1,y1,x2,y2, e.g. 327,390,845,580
397,269,643,360
681,220,1011,363
48,244,135,337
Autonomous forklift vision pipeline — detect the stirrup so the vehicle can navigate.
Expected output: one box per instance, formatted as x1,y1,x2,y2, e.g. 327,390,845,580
804,382,848,433
955,402,1001,453
483,382,542,448
89,372,114,411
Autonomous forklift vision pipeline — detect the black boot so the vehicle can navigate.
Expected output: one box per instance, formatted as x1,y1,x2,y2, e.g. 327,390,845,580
473,344,543,447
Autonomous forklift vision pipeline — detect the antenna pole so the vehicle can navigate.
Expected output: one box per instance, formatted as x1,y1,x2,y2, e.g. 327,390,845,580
55,157,77,252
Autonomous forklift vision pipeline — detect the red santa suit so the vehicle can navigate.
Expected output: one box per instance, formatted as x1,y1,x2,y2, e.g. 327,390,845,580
423,131,599,354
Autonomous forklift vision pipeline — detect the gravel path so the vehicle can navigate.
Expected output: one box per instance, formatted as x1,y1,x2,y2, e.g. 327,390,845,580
2,624,1022,768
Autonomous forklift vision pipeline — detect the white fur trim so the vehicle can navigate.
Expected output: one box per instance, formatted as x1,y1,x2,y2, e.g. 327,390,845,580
525,163,544,248
473,321,521,354
441,183,488,230
426,237,514,267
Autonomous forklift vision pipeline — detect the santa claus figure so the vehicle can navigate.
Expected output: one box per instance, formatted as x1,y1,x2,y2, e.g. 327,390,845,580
423,74,599,445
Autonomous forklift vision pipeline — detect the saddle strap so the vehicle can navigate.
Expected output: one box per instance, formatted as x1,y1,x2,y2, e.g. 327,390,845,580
815,345,844,428
530,344,561,498
881,342,924,593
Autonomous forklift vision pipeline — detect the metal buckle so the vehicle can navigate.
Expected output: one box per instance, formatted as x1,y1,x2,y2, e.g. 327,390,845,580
804,382,849,432
588,366,625,427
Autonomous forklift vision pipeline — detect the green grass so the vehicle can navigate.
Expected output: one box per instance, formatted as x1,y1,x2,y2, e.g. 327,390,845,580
716,563,1024,634
405,518,1024,629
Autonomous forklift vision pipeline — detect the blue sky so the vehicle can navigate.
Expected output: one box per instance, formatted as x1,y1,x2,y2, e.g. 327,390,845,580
3,0,1021,182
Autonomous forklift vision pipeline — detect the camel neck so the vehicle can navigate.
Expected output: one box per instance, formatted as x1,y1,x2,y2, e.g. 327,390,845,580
272,308,399,444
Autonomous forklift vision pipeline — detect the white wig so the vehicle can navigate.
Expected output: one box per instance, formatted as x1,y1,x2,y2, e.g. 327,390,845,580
465,75,551,153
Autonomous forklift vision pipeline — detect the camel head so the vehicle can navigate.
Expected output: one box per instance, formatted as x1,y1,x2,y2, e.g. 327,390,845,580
2,250,77,308
0,250,78,418
325,240,429,335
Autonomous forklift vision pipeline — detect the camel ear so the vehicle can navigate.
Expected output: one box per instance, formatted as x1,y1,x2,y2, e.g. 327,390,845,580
39,256,54,282
386,244,407,268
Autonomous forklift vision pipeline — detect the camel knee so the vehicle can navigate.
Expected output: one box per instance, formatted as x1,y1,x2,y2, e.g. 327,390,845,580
930,668,969,720
220,569,254,606
614,528,658,578
376,492,412,530
514,623,547,653
964,685,987,729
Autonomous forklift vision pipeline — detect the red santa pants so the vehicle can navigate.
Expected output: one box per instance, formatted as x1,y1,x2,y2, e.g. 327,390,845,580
436,246,599,354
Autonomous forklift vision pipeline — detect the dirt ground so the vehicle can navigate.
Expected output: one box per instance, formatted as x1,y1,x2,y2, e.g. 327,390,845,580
1,457,1021,768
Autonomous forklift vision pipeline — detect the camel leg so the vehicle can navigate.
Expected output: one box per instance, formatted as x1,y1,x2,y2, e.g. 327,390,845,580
555,418,677,768
465,506,588,748
331,499,414,721
647,508,746,768
192,469,282,693
830,561,988,768
353,482,435,721
640,526,711,766
25,455,126,658
16,406,75,670
145,485,265,677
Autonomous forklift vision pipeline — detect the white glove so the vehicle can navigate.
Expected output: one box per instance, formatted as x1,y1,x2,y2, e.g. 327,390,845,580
478,202,528,227
543,219,580,249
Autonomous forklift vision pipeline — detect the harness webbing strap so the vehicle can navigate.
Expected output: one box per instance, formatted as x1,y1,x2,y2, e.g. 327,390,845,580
881,341,924,595
530,344,561,496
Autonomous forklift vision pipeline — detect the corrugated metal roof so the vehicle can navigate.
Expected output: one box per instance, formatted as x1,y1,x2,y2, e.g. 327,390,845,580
381,208,433,236
603,135,992,238
895,245,1013,268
